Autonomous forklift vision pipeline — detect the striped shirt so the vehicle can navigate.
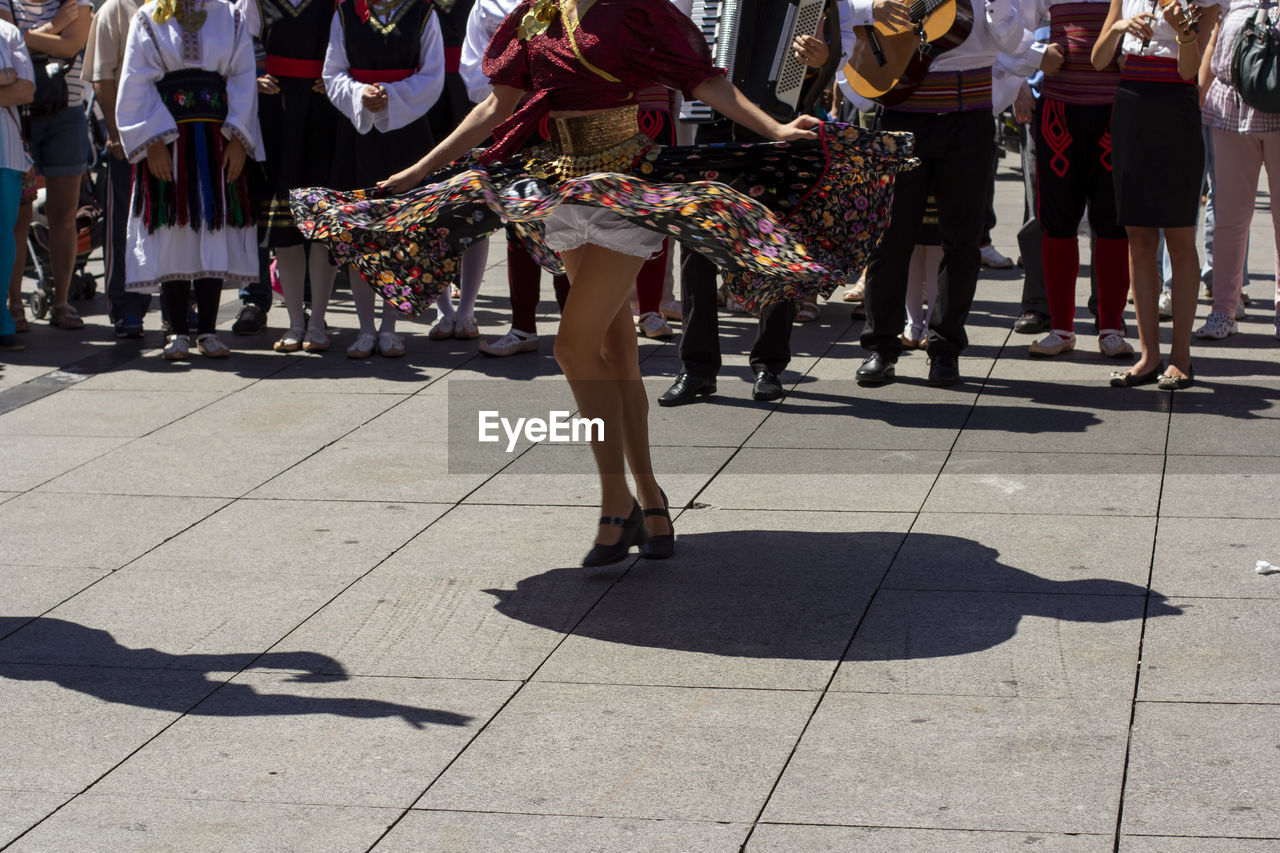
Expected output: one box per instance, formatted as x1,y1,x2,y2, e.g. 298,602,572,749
9,0,92,106
1203,0,1280,132
1040,2,1119,104
0,18,33,171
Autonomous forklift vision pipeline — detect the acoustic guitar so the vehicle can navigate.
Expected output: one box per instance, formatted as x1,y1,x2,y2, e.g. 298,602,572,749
844,0,975,106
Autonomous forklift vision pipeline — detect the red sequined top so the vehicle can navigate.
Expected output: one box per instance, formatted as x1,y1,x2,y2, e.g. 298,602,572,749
479,0,724,163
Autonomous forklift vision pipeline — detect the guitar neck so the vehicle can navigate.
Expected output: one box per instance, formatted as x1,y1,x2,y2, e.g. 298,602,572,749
907,0,946,22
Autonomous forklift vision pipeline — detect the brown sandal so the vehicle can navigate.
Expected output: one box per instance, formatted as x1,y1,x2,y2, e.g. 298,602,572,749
50,304,84,330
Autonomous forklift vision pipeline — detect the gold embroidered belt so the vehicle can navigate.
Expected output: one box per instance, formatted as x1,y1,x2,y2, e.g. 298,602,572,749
526,106,655,182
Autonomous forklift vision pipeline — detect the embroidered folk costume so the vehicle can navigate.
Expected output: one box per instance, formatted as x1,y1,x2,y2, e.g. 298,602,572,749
291,0,915,316
117,0,262,290
324,0,445,190
240,0,341,246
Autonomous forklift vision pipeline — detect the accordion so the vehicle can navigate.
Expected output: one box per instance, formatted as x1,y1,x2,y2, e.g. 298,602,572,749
680,0,842,123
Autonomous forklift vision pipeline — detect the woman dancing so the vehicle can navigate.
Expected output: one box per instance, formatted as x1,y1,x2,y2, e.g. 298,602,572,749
292,0,912,565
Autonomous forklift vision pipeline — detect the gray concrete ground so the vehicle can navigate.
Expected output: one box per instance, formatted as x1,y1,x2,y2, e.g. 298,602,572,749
1,156,1278,853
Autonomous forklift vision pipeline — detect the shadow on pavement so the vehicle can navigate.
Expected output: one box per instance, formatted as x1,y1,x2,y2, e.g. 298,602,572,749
484,530,1181,661
0,619,471,729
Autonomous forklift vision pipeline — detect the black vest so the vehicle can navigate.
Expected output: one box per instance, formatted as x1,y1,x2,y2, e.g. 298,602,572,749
337,0,433,71
260,0,334,61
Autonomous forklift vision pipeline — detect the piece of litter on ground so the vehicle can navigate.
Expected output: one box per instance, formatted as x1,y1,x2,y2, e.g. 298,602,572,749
1256,560,1280,576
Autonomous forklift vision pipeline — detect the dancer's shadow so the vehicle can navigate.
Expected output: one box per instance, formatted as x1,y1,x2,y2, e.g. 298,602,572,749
0,619,470,729
483,531,1180,661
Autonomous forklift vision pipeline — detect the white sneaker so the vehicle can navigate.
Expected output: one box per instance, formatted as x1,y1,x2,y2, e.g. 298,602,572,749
377,331,405,357
196,333,229,358
1028,330,1076,357
1193,312,1237,340
636,311,674,339
479,329,538,357
163,334,190,360
1235,300,1248,321
1097,330,1134,358
980,244,1014,268
1157,290,1174,319
659,299,682,321
347,331,377,359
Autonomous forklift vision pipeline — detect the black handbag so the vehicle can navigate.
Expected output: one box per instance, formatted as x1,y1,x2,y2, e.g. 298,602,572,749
1232,4,1280,113
24,52,73,119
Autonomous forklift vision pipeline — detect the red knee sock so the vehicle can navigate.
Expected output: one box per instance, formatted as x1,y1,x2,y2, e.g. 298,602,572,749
1093,237,1130,333
635,239,668,316
1041,235,1080,334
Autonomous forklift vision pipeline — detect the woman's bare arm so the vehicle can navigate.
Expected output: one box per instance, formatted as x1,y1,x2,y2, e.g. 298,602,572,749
691,75,820,141
379,84,524,192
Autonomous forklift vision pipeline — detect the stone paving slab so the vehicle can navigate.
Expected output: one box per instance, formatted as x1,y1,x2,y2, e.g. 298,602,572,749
1151,516,1280,598
0,492,226,569
745,824,1114,852
533,510,910,690
38,390,401,497
698,447,948,512
1121,702,1280,838
0,566,109,617
1137,597,1280,703
0,791,70,848
419,681,819,822
0,663,224,792
89,672,515,808
924,450,1165,515
832,589,1149,699
274,504,620,680
7,795,398,853
0,388,225,438
0,434,132,491
1159,455,1280,519
1119,836,1280,852
762,693,1131,834
376,811,751,853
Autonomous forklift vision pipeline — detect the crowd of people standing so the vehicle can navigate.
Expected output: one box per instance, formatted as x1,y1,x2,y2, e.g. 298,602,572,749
0,0,1274,384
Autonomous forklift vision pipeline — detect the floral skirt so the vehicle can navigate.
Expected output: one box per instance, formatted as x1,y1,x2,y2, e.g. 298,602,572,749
289,123,916,317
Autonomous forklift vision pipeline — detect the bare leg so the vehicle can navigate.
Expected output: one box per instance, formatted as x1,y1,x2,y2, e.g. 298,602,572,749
1163,225,1199,378
1126,226,1163,376
555,244,668,546
44,174,81,310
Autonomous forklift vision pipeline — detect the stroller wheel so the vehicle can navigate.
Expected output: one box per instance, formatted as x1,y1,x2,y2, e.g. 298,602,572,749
82,273,97,299
30,288,49,320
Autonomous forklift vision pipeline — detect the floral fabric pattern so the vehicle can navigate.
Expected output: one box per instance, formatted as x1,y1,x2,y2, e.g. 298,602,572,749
289,123,916,318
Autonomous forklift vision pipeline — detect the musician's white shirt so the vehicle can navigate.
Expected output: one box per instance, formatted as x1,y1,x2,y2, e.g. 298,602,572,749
843,0,1027,72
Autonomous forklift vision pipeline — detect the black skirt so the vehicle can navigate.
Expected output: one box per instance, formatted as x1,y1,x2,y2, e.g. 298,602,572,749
1110,79,1204,228
259,79,340,247
331,114,435,192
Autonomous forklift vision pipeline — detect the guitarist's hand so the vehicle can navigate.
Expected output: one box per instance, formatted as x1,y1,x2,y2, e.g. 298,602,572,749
872,0,914,31
1113,13,1155,43
1040,42,1065,76
1013,82,1035,123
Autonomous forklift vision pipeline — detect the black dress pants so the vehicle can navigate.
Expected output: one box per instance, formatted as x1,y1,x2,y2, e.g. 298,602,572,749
861,107,993,359
677,121,796,379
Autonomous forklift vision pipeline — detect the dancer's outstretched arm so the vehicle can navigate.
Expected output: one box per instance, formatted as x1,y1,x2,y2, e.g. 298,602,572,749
380,84,525,192
691,76,821,142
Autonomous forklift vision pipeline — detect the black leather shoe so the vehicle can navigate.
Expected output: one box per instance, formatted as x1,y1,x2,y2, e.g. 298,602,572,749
927,351,961,386
582,502,647,567
639,489,674,559
752,368,784,401
658,373,716,407
856,353,896,385
1013,312,1050,334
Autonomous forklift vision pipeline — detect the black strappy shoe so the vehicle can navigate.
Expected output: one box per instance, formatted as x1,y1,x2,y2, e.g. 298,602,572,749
582,501,646,567
639,489,675,559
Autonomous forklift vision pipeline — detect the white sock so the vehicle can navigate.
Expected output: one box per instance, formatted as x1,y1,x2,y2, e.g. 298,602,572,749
306,243,335,333
275,245,307,332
